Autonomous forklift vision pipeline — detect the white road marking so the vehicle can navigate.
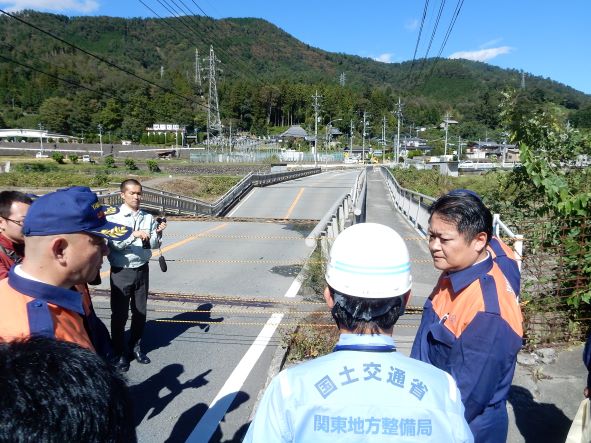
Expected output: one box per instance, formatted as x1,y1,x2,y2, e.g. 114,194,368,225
185,312,284,443
226,188,256,217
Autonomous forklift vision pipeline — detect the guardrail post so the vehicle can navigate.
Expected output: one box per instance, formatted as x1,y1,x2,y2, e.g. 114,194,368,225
321,232,329,260
514,234,524,271
493,214,500,237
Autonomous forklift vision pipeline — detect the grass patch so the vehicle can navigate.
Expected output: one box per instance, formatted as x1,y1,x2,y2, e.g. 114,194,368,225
158,176,242,202
0,170,138,188
284,246,339,365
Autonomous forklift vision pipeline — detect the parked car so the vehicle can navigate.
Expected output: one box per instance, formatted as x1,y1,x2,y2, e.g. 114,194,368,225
82,155,95,163
35,152,49,158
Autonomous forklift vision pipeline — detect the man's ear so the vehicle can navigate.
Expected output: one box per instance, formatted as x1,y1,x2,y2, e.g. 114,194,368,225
323,286,334,308
402,290,411,308
51,237,68,263
472,231,488,254
0,217,7,232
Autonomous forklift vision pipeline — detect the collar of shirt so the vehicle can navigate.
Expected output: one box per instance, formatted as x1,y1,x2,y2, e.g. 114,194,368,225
335,333,396,349
119,204,139,218
8,266,85,315
446,253,493,293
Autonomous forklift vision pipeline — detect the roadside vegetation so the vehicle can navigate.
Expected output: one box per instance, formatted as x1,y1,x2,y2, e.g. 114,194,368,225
393,90,591,347
0,157,243,202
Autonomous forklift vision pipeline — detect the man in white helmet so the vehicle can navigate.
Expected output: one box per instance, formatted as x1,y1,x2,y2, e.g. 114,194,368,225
244,223,473,442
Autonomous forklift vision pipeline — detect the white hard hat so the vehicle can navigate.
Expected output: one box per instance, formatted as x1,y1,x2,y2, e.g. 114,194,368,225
325,223,412,299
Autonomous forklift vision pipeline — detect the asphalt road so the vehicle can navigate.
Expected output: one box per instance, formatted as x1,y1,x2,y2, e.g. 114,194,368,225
92,169,361,442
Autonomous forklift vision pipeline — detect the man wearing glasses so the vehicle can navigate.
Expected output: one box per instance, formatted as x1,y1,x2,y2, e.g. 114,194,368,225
0,191,33,280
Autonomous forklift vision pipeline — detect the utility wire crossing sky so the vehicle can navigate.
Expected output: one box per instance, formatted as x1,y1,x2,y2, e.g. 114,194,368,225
1,0,590,94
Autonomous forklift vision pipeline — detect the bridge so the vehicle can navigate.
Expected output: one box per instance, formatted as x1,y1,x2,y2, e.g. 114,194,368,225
86,167,581,442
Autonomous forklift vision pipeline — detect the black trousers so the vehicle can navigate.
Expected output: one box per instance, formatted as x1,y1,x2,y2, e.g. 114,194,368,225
110,263,149,356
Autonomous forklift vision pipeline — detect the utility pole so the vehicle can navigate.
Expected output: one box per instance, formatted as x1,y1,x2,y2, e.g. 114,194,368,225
381,116,387,163
362,111,370,164
350,119,354,154
395,97,403,164
38,123,44,153
97,124,103,157
195,49,203,94
204,45,222,154
160,66,164,79
312,90,322,167
443,113,453,157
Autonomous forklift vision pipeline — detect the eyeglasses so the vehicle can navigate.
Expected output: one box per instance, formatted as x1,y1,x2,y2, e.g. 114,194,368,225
3,218,24,227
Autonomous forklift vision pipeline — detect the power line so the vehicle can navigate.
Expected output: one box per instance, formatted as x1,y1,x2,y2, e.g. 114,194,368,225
0,8,207,110
415,0,447,81
406,0,430,79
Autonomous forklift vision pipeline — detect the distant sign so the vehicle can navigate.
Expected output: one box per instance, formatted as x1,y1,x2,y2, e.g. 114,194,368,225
152,124,180,131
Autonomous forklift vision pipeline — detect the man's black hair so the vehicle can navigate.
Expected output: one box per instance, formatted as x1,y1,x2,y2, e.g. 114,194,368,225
0,337,136,443
328,287,406,334
120,178,142,192
429,190,493,243
0,191,33,219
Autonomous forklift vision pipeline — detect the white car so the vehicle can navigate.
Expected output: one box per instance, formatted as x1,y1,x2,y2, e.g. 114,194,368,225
35,152,49,158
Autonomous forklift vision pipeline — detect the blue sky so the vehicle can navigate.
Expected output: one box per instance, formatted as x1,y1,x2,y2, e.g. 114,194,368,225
2,0,590,94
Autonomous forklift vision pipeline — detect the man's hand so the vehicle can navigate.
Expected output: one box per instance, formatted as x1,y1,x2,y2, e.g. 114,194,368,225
585,387,589,398
132,230,149,240
156,218,167,234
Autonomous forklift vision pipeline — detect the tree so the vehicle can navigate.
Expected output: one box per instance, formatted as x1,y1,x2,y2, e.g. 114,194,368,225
39,97,72,133
68,154,78,163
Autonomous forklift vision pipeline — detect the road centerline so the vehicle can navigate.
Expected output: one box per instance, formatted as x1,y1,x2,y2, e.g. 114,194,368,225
283,187,305,219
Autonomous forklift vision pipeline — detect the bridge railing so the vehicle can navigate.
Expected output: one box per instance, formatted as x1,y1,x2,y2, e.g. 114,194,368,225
380,166,523,269
97,168,321,216
307,168,366,260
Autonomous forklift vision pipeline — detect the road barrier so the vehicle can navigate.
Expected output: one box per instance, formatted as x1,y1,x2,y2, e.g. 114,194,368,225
307,168,367,261
97,168,321,216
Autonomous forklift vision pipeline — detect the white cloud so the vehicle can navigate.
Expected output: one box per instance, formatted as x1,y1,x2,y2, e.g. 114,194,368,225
374,53,394,63
405,19,419,31
448,46,513,62
479,38,503,49
0,0,99,13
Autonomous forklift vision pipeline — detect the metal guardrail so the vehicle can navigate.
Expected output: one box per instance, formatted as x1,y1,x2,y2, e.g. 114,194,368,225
97,168,321,216
307,169,366,260
380,165,524,269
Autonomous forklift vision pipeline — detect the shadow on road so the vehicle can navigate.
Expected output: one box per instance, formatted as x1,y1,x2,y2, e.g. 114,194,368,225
508,385,572,442
129,363,212,427
143,303,224,354
165,391,250,443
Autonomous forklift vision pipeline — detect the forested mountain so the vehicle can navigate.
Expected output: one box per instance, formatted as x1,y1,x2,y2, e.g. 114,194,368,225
1,10,590,142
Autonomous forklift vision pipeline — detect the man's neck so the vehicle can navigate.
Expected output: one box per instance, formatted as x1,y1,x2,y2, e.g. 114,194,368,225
339,327,393,336
18,263,70,288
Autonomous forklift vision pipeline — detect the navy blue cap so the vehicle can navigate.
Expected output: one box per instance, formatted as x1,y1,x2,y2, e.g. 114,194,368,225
447,189,482,200
23,186,132,240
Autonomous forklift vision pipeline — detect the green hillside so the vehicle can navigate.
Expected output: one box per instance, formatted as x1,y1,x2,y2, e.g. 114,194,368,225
1,10,590,141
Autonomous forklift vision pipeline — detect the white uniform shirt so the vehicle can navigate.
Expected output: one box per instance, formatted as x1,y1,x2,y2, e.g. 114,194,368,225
244,334,473,443
106,204,159,269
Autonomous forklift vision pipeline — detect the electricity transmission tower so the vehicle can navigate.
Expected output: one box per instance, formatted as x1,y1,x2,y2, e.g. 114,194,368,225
339,72,346,87
204,45,222,151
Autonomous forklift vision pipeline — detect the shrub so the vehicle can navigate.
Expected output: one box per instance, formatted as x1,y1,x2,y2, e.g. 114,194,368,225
124,158,138,171
68,154,78,164
146,159,160,172
51,152,64,164
14,162,58,173
104,156,116,168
